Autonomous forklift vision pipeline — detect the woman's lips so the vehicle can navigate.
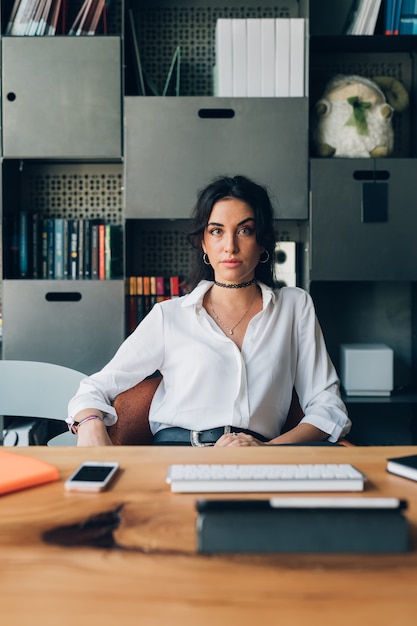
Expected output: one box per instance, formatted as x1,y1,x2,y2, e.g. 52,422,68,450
222,259,241,268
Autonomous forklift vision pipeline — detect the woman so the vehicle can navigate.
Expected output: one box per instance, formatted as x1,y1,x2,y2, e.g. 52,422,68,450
67,175,351,446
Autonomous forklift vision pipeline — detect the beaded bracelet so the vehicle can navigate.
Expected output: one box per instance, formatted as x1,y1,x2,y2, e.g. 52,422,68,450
68,414,104,435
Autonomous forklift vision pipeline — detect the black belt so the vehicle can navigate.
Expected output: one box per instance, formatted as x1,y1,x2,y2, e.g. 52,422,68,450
152,426,268,446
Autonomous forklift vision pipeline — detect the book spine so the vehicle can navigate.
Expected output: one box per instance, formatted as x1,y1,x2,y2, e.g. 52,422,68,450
105,224,111,279
69,219,79,280
109,224,123,278
40,219,49,279
54,218,64,279
83,219,91,279
142,276,151,315
32,213,40,279
91,222,99,279
136,275,144,325
98,223,106,280
47,218,55,279
150,276,157,308
77,219,84,278
156,276,165,303
62,218,69,278
19,211,29,278
127,276,137,334
170,276,180,297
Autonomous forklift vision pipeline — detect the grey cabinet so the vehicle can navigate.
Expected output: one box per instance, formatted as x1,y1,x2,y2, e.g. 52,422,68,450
2,280,125,375
0,32,124,375
310,158,417,281
125,96,308,220
2,36,122,159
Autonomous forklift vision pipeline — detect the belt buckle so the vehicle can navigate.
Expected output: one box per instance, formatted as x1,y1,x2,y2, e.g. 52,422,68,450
190,425,232,447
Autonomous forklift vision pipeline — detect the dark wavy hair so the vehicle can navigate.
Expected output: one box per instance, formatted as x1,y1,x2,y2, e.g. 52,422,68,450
186,175,276,290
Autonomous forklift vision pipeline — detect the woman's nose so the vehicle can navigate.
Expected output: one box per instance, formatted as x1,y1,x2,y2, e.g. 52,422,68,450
224,233,238,253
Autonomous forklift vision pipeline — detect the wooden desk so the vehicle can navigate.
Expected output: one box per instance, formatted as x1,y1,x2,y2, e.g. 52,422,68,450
2,445,417,626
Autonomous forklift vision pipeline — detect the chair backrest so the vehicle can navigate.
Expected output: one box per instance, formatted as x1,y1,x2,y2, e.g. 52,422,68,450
0,360,86,447
109,376,161,445
109,376,306,445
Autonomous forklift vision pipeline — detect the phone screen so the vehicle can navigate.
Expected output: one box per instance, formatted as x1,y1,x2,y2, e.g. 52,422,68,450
71,465,116,482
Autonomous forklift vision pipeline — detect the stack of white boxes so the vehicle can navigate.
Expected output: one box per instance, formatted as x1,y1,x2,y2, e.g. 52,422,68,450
215,17,306,98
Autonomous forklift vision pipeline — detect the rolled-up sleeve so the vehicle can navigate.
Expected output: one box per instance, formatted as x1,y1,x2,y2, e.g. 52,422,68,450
293,290,351,442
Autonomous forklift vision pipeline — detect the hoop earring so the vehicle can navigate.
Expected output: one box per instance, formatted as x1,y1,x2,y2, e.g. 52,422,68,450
203,253,211,266
259,250,270,264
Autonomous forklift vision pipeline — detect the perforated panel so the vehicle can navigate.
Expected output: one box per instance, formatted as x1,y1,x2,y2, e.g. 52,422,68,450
133,4,295,96
127,219,302,277
20,163,124,225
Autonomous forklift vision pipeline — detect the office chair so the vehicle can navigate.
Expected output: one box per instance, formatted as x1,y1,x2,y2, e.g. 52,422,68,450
0,360,85,446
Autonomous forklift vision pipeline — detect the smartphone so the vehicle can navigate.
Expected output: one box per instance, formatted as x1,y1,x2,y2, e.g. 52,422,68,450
64,461,120,492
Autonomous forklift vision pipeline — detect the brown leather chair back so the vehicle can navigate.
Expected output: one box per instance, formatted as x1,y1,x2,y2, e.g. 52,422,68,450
109,375,162,445
108,375,307,445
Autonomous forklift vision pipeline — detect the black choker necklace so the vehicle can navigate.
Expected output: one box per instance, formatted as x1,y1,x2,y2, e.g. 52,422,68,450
214,278,257,289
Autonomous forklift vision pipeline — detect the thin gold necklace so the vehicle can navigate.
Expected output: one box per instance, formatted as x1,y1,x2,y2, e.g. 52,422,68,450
209,290,258,336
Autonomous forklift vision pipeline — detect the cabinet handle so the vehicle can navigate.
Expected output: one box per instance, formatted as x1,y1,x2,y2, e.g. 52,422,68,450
198,108,235,119
6,92,17,102
45,292,82,302
353,170,390,181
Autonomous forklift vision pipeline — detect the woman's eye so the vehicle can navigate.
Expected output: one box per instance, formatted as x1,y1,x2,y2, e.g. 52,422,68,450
238,227,253,236
209,228,222,236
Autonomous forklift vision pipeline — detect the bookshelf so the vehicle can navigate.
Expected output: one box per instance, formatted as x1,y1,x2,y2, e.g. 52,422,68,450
308,0,417,445
0,0,125,376
2,0,417,444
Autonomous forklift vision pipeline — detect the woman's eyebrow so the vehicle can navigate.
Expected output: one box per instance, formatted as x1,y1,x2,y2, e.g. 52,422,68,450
206,217,255,227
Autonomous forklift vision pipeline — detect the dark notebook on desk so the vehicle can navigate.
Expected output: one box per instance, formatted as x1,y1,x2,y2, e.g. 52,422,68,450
196,497,410,554
387,454,417,482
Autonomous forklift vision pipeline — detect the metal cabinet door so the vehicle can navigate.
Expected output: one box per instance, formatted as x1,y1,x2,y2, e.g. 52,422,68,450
125,96,308,219
2,37,122,159
2,280,125,374
310,159,417,281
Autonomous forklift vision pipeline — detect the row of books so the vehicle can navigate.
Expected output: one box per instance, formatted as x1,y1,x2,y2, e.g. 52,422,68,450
214,18,306,98
5,0,110,36
9,214,123,280
126,275,182,334
345,0,383,34
385,0,417,34
344,0,417,36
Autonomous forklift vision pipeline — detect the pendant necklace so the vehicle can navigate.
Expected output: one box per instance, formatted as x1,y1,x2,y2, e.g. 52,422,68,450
209,289,258,336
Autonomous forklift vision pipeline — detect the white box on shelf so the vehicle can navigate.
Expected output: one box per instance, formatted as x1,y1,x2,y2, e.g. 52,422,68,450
340,343,394,396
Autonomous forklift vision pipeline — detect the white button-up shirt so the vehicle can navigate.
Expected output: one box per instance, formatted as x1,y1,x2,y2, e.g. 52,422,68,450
68,281,351,442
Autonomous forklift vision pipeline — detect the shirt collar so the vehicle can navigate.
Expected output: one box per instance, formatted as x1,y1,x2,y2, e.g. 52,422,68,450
181,280,276,309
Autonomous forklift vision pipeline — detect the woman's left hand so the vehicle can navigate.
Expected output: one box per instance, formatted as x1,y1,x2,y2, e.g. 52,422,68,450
214,432,266,447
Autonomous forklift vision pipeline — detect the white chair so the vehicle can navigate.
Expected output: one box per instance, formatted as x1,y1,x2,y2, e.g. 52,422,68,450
0,360,86,446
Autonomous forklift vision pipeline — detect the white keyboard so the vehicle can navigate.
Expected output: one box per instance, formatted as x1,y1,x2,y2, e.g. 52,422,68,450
166,463,366,493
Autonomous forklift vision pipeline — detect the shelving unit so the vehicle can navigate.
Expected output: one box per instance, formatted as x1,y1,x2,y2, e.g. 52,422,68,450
309,1,417,444
0,0,125,376
123,1,309,281
2,0,417,444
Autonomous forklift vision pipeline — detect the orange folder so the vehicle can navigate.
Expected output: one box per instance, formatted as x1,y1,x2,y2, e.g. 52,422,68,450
0,450,60,495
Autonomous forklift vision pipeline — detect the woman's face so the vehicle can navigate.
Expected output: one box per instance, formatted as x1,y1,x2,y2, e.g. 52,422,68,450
202,197,264,284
